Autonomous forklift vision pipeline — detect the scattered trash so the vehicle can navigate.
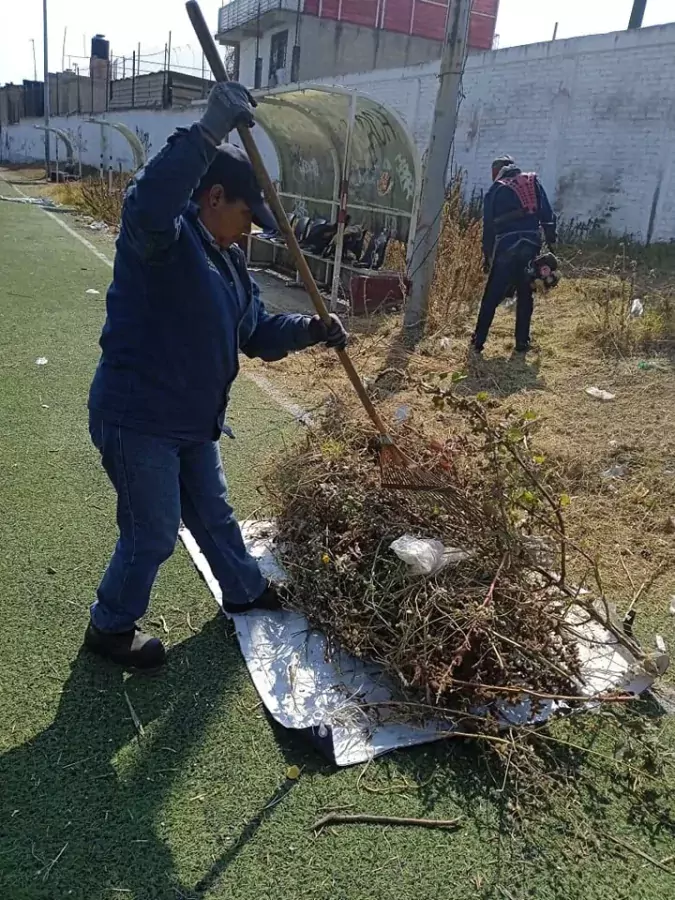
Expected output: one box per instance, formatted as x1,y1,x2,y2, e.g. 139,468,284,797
391,535,445,575
601,464,629,479
585,387,615,402
438,337,452,352
0,195,75,211
390,535,472,576
85,288,100,296
638,359,668,372
286,765,301,780
46,566,57,575
41,404,49,409
656,635,667,654
87,221,107,231
630,298,644,318
669,596,675,616
608,440,619,451
503,295,517,311
394,405,411,423
35,357,48,366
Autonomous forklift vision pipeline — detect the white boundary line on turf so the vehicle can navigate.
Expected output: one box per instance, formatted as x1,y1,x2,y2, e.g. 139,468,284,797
1,172,311,424
2,176,114,269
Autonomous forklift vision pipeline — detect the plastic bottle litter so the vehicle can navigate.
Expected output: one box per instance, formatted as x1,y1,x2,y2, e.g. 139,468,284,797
638,360,668,372
585,387,615,402
630,298,644,318
656,635,667,654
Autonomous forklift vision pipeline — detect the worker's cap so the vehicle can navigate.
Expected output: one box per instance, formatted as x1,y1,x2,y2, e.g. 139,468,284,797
196,143,276,232
492,154,515,170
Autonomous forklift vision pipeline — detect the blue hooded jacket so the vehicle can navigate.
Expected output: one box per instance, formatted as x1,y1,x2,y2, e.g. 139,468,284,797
482,164,557,263
88,124,315,442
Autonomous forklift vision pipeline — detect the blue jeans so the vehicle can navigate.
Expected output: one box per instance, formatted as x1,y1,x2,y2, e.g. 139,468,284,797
89,412,266,633
473,242,539,351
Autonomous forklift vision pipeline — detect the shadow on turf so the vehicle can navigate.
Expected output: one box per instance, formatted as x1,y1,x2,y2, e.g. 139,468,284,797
457,352,546,398
0,616,322,900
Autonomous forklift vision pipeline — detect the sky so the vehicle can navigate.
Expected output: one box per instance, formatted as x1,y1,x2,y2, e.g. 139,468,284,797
1,0,674,85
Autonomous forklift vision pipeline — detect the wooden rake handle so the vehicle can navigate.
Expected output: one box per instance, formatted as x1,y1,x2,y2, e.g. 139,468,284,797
185,0,391,439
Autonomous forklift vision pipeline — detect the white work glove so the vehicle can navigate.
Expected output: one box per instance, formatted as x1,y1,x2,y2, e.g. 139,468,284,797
199,82,256,145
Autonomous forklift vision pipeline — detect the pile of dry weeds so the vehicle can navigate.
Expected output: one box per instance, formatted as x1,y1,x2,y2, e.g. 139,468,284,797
266,391,646,728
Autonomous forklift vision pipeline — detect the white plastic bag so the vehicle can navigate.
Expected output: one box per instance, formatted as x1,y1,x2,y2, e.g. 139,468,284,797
390,535,472,576
630,298,644,318
585,386,616,402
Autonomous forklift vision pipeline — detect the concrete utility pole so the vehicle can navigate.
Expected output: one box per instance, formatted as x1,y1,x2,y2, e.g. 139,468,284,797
403,0,472,339
30,39,37,81
628,0,647,29
42,0,50,180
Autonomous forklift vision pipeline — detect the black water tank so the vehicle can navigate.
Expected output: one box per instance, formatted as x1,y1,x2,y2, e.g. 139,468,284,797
91,34,110,60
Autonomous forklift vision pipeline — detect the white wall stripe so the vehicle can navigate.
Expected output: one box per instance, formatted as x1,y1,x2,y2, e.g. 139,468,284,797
0,172,312,425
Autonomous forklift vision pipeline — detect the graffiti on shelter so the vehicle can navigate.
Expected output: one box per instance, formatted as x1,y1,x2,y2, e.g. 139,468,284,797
356,108,397,157
291,198,309,218
134,127,152,157
297,157,320,181
395,154,414,202
65,126,87,154
377,165,393,197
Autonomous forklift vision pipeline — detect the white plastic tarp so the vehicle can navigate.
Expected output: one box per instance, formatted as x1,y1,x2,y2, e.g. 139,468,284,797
179,521,665,767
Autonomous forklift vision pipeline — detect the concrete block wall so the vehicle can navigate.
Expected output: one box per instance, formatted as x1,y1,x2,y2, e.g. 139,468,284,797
313,23,675,242
0,108,280,183
3,23,675,242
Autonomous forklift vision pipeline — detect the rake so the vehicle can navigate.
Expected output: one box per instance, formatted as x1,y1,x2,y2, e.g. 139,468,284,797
186,0,452,495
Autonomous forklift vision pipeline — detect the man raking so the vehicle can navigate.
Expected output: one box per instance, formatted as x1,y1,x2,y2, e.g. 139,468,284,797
85,83,347,671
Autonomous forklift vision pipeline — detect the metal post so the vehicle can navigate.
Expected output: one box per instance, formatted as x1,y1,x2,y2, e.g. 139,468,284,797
255,0,262,88
42,0,50,180
31,39,37,81
552,22,559,41
403,0,472,338
137,43,141,76
628,0,647,29
55,135,59,183
131,51,136,107
329,91,357,312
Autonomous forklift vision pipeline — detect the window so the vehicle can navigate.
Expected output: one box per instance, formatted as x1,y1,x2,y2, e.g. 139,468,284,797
268,30,288,86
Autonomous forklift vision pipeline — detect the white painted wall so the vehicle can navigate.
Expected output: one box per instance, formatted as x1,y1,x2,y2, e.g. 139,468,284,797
4,23,675,242
311,23,675,242
0,107,280,182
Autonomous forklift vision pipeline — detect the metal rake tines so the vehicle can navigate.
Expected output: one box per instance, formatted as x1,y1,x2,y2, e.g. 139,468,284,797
379,463,457,493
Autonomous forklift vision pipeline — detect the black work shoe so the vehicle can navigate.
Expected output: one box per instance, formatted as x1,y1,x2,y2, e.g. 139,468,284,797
222,582,287,615
84,621,166,671
514,342,533,354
